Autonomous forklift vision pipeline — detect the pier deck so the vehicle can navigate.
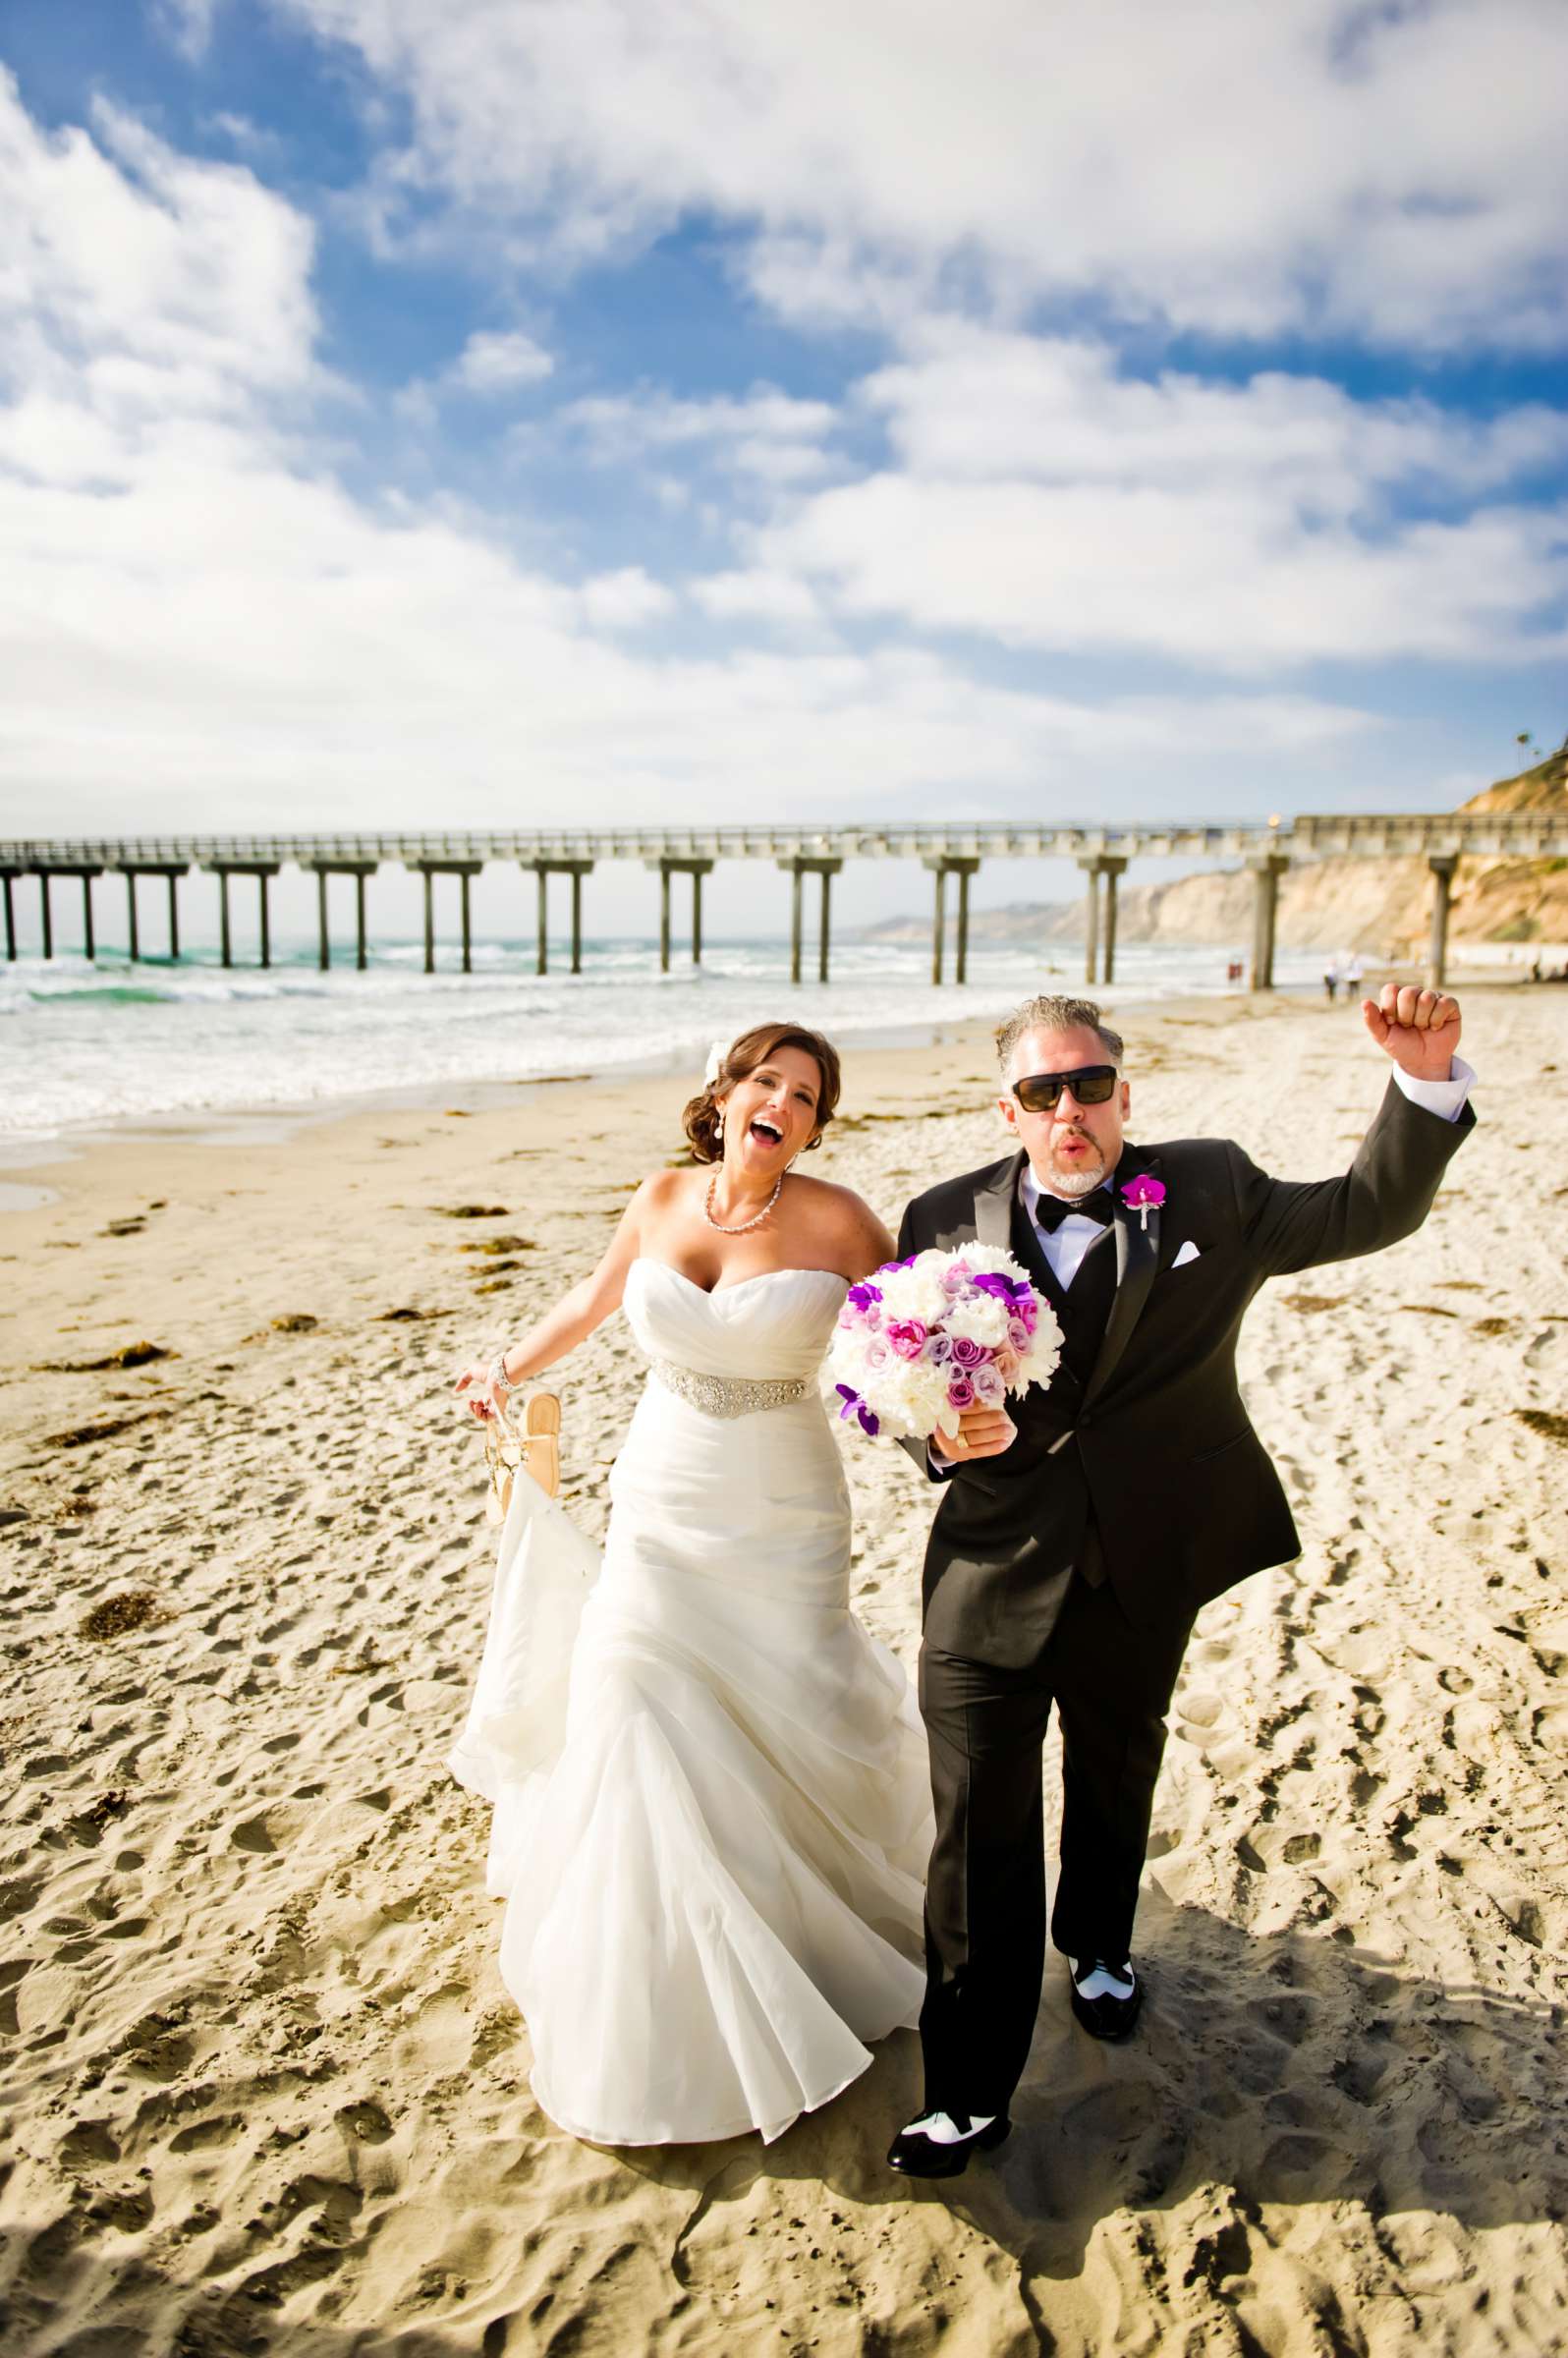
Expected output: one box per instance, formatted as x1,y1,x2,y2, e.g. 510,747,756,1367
4,813,1562,989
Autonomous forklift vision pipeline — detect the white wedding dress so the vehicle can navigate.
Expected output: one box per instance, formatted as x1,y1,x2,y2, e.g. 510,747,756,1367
449,1259,932,2146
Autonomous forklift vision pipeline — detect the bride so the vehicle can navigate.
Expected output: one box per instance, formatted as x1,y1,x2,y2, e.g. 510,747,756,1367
450,1022,932,2147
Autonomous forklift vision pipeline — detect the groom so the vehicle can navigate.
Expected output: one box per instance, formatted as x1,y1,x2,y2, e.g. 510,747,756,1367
886,984,1475,2177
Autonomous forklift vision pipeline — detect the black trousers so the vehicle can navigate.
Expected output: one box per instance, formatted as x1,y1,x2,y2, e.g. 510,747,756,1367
916,1571,1195,2116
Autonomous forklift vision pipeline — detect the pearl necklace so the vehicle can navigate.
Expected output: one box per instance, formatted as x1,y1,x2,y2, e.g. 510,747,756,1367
703,1167,784,1234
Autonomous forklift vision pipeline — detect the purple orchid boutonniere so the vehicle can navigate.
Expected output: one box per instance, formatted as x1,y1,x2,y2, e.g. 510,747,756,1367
1121,1175,1166,1233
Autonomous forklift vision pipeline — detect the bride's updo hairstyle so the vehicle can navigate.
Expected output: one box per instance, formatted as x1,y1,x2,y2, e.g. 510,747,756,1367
682,1023,843,1165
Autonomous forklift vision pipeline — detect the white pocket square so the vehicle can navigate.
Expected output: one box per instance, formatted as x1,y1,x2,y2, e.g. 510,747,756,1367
1171,1240,1202,1268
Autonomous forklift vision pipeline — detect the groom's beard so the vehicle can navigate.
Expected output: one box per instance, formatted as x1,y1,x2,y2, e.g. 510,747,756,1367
1045,1127,1108,1197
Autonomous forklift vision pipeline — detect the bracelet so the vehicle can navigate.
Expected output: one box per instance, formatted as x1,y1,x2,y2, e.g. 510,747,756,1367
488,1351,515,1399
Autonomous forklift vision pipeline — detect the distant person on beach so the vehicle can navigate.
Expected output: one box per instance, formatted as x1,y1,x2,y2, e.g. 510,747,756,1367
883,985,1474,2178
1343,954,1364,998
1322,959,1339,1001
449,1023,932,2147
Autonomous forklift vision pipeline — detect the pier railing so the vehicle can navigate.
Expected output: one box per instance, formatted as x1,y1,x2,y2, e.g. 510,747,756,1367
2,812,1562,989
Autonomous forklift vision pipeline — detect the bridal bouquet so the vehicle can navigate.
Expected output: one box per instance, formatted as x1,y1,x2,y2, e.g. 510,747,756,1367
827,1245,1063,1442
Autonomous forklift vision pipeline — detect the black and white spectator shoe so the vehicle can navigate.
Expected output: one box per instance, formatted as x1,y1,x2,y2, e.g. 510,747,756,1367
886,2108,1012,2178
1069,1957,1142,2041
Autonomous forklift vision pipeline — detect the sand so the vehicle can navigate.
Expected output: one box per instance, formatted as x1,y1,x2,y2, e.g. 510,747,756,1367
0,984,1565,2358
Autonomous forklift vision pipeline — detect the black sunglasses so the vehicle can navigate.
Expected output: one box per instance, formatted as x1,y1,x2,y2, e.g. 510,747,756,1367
1012,1064,1119,1113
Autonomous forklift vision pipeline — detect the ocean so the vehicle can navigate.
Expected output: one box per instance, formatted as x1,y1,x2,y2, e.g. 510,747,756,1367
0,932,1332,1149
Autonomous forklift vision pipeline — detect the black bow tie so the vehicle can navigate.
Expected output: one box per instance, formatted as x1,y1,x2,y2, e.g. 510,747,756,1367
1034,1187,1115,1234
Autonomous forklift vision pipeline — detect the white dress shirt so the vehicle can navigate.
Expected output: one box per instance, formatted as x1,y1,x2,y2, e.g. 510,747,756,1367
1021,1056,1477,1282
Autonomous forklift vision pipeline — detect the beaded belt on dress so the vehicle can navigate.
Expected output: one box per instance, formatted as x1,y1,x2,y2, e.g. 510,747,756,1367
650,1360,812,1419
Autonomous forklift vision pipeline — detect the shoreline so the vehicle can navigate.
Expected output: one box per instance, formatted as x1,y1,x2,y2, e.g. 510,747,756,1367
7,957,1543,1175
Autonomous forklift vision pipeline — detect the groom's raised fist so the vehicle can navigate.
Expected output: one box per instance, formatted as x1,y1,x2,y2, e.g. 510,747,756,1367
1361,982,1462,1084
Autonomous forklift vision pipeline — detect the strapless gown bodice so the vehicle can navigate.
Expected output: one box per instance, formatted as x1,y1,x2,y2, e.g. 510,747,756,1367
621,1257,851,1378
449,1260,932,2147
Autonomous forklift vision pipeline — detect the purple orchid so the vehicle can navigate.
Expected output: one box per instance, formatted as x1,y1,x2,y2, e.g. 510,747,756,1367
1121,1174,1166,1233
834,1382,880,1436
846,1281,883,1313
973,1271,1034,1307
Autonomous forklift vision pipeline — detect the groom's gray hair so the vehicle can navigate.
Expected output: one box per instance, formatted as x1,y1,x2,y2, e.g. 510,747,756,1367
995,995,1124,1075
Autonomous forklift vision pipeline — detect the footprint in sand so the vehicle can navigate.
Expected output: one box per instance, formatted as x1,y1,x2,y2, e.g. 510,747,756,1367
168,2112,244,2154
335,2099,394,2144
229,1804,310,1855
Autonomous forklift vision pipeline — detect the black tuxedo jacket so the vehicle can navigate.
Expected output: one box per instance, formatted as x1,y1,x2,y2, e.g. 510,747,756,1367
897,1076,1475,1667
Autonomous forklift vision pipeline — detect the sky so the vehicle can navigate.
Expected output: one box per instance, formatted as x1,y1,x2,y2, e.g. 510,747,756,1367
1,0,1565,933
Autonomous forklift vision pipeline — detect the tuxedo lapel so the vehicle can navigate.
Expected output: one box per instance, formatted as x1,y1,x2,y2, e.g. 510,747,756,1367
975,1151,1025,1252
1082,1151,1161,1410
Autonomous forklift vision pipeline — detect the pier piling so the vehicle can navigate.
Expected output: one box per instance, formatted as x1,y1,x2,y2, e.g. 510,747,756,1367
925,857,981,985
649,860,714,973
1247,855,1289,991
1078,859,1098,987
1427,855,1459,989
1100,857,1126,985
1076,857,1127,985
1,869,16,962
779,858,843,983
203,862,276,969
407,861,483,975
32,865,102,962
304,862,377,972
522,862,594,976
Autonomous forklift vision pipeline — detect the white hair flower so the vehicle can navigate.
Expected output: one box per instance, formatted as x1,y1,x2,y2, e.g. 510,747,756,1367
702,1039,727,1090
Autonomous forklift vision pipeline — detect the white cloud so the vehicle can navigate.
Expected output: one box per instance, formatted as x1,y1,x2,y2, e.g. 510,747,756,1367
721,324,1568,671
560,385,837,480
759,472,1568,672
0,74,318,427
576,566,676,629
1,74,1392,841
691,570,822,626
268,0,1568,349
857,328,1568,509
394,327,555,426
154,0,222,63
450,328,554,391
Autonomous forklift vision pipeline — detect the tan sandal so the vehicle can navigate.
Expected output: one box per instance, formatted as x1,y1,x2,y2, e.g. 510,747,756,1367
521,1390,561,1499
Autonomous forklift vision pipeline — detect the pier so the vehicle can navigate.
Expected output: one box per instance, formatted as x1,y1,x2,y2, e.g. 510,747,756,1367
2,813,1563,989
